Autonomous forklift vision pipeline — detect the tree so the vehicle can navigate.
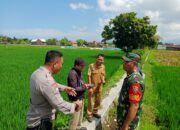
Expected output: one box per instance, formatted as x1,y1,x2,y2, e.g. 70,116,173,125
60,37,71,46
101,12,159,49
0,35,12,44
76,39,87,46
13,39,26,44
11,38,30,44
0,36,31,44
47,38,58,45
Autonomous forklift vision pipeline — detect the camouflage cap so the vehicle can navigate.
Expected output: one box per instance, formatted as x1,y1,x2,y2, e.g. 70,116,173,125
122,53,140,62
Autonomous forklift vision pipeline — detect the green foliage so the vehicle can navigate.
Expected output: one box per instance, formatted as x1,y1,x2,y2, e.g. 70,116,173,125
0,35,31,44
152,66,180,130
140,50,180,130
140,50,160,130
0,45,123,130
60,37,71,46
101,25,113,42
76,39,87,46
101,12,159,49
0,35,12,43
12,39,30,44
46,38,58,45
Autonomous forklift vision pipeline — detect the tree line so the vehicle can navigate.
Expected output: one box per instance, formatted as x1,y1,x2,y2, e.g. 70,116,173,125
0,36,88,46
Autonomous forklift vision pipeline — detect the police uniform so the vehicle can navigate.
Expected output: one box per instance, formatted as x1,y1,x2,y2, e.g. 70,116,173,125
87,63,105,118
26,66,75,129
117,71,144,130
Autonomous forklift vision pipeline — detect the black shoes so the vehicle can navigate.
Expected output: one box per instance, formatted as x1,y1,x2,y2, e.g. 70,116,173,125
87,117,93,122
79,127,87,130
87,114,101,123
93,113,101,118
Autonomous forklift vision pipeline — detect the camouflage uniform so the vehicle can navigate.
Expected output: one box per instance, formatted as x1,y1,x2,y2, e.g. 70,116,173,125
117,71,145,130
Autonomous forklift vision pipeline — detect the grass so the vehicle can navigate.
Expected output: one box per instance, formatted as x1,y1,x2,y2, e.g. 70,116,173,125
140,50,159,130
0,44,124,130
2,45,179,130
152,66,180,130
140,50,180,130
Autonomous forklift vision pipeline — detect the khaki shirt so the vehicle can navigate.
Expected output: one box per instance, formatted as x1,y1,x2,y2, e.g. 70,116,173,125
27,66,75,128
88,63,105,84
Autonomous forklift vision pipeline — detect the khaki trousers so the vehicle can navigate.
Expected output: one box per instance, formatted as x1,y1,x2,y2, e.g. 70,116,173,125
87,84,102,118
69,100,84,130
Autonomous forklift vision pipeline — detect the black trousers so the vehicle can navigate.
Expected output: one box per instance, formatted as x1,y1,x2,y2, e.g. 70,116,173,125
26,118,52,130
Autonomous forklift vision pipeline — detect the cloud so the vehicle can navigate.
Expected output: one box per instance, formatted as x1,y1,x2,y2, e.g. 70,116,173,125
98,0,137,12
98,0,180,13
66,26,103,41
144,10,161,23
72,26,88,32
0,28,63,39
99,18,110,28
97,0,180,43
69,3,93,10
158,23,180,42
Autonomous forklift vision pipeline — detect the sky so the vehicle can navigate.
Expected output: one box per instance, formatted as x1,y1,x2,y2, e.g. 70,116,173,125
0,0,180,43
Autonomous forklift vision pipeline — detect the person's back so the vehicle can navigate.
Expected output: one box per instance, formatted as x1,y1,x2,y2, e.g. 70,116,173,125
27,67,56,127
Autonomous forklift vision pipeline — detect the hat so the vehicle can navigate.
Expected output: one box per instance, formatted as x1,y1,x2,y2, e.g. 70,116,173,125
122,53,140,62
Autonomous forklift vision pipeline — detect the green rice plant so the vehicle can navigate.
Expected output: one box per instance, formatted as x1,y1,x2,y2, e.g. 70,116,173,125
0,45,124,130
152,66,180,130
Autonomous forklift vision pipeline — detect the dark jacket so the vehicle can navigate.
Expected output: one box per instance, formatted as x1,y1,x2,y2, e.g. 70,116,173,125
67,68,86,101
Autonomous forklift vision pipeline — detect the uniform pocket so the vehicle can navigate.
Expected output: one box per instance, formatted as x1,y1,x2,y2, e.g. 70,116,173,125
92,69,98,74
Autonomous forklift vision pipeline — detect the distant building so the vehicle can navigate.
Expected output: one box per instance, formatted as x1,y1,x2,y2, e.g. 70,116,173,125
103,43,116,48
157,44,166,50
157,44,180,51
70,41,78,47
88,41,103,47
166,44,180,51
88,41,98,47
0,40,9,44
31,39,46,45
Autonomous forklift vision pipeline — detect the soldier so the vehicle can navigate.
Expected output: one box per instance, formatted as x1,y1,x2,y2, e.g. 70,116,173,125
87,54,106,122
26,50,82,130
117,53,145,130
127,53,143,77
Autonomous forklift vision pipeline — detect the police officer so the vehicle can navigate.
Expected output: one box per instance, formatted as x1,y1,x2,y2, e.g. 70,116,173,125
117,53,145,130
26,50,82,130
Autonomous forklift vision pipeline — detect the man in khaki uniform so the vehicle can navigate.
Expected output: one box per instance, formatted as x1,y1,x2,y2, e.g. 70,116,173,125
26,50,82,130
87,54,105,122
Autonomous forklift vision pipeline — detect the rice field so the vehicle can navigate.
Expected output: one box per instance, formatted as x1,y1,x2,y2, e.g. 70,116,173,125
152,66,180,130
0,45,124,130
155,50,180,66
152,50,180,130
